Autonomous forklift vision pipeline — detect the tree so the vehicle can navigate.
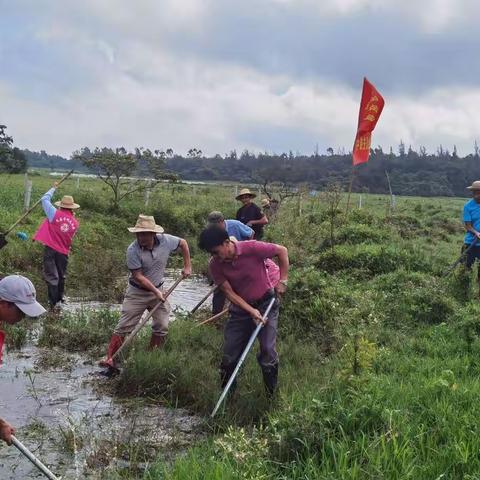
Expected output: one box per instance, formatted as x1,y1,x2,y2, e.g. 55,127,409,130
0,125,27,173
187,148,202,159
72,147,176,208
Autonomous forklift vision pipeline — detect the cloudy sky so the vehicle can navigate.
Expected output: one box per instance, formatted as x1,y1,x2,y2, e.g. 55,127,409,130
2,0,480,157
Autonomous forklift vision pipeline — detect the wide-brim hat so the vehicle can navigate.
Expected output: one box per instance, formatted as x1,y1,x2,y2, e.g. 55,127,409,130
55,195,80,209
128,214,164,233
467,181,480,191
235,188,256,201
261,198,270,207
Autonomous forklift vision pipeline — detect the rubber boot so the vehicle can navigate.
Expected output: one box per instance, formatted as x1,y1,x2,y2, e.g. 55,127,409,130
47,284,60,309
58,277,66,303
261,363,278,398
148,334,166,350
99,334,124,375
220,363,237,397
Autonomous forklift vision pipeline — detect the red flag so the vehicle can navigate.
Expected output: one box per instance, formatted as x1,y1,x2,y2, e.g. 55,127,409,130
352,78,385,166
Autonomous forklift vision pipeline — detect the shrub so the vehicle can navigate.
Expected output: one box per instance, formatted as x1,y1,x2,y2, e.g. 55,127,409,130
315,244,430,276
372,270,456,328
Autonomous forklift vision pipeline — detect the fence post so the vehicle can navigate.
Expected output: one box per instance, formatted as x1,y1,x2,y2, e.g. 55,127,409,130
76,177,80,190
144,181,151,207
23,174,33,212
358,194,362,209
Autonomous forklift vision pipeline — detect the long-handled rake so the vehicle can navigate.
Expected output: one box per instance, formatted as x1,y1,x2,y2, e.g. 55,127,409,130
189,284,218,315
211,296,276,418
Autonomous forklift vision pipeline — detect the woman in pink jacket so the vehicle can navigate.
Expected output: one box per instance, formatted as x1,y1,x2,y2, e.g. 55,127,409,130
33,181,80,309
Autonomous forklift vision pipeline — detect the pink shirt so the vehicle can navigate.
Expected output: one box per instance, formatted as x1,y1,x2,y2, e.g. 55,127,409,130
209,240,278,302
0,330,4,364
33,209,79,255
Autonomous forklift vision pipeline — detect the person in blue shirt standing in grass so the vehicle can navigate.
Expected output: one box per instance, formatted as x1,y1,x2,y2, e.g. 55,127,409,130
462,181,480,288
207,211,254,315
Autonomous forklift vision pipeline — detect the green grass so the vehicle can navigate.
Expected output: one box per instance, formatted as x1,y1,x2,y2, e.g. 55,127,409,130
38,307,119,355
3,172,480,479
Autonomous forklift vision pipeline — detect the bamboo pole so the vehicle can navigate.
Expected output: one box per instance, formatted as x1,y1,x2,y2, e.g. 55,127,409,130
196,308,228,327
110,276,183,362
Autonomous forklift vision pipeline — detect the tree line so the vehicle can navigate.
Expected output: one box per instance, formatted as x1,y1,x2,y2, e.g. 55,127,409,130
3,124,480,197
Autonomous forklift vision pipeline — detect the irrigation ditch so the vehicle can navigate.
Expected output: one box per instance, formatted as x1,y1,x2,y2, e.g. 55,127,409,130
0,271,211,479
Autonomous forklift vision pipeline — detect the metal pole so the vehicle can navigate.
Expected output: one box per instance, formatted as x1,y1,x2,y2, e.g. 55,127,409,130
211,297,276,418
11,435,60,480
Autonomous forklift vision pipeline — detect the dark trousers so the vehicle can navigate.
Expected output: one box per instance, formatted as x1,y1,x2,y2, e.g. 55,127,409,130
221,293,279,395
212,288,226,315
464,244,480,271
43,246,69,306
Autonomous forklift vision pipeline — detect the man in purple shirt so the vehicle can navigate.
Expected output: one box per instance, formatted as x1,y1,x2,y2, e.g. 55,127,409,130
198,226,289,397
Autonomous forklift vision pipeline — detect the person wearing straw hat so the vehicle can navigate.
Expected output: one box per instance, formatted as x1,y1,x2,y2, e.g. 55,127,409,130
0,275,46,444
99,214,192,375
235,188,268,240
462,181,480,280
33,181,80,310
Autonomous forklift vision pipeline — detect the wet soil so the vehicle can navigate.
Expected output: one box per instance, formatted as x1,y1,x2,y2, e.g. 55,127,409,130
0,272,211,479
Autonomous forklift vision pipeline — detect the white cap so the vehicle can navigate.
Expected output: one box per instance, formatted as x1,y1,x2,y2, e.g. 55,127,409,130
0,275,46,317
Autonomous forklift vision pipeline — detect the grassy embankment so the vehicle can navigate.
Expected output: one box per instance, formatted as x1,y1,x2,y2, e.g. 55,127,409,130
3,173,480,478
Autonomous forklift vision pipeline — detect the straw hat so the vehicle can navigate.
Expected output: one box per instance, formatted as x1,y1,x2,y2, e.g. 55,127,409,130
261,198,270,207
235,188,256,200
54,195,80,209
467,181,480,191
128,214,164,233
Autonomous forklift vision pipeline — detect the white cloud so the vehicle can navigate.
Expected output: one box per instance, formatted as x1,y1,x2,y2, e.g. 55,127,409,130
268,0,479,31
2,1,480,158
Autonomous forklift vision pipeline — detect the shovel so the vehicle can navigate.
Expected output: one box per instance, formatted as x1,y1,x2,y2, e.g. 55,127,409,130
0,169,74,250
12,435,61,480
110,276,183,363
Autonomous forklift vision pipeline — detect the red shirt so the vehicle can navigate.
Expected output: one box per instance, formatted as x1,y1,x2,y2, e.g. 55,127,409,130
209,241,278,302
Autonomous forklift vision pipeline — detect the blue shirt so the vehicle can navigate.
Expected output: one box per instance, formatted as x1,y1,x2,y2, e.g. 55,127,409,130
225,219,253,241
463,199,480,244
41,188,57,222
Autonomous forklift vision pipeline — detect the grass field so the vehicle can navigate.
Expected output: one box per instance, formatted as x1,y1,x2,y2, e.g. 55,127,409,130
1,172,479,479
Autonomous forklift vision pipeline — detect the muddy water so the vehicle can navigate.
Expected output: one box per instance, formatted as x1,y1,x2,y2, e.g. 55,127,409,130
0,272,211,479
63,270,212,314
